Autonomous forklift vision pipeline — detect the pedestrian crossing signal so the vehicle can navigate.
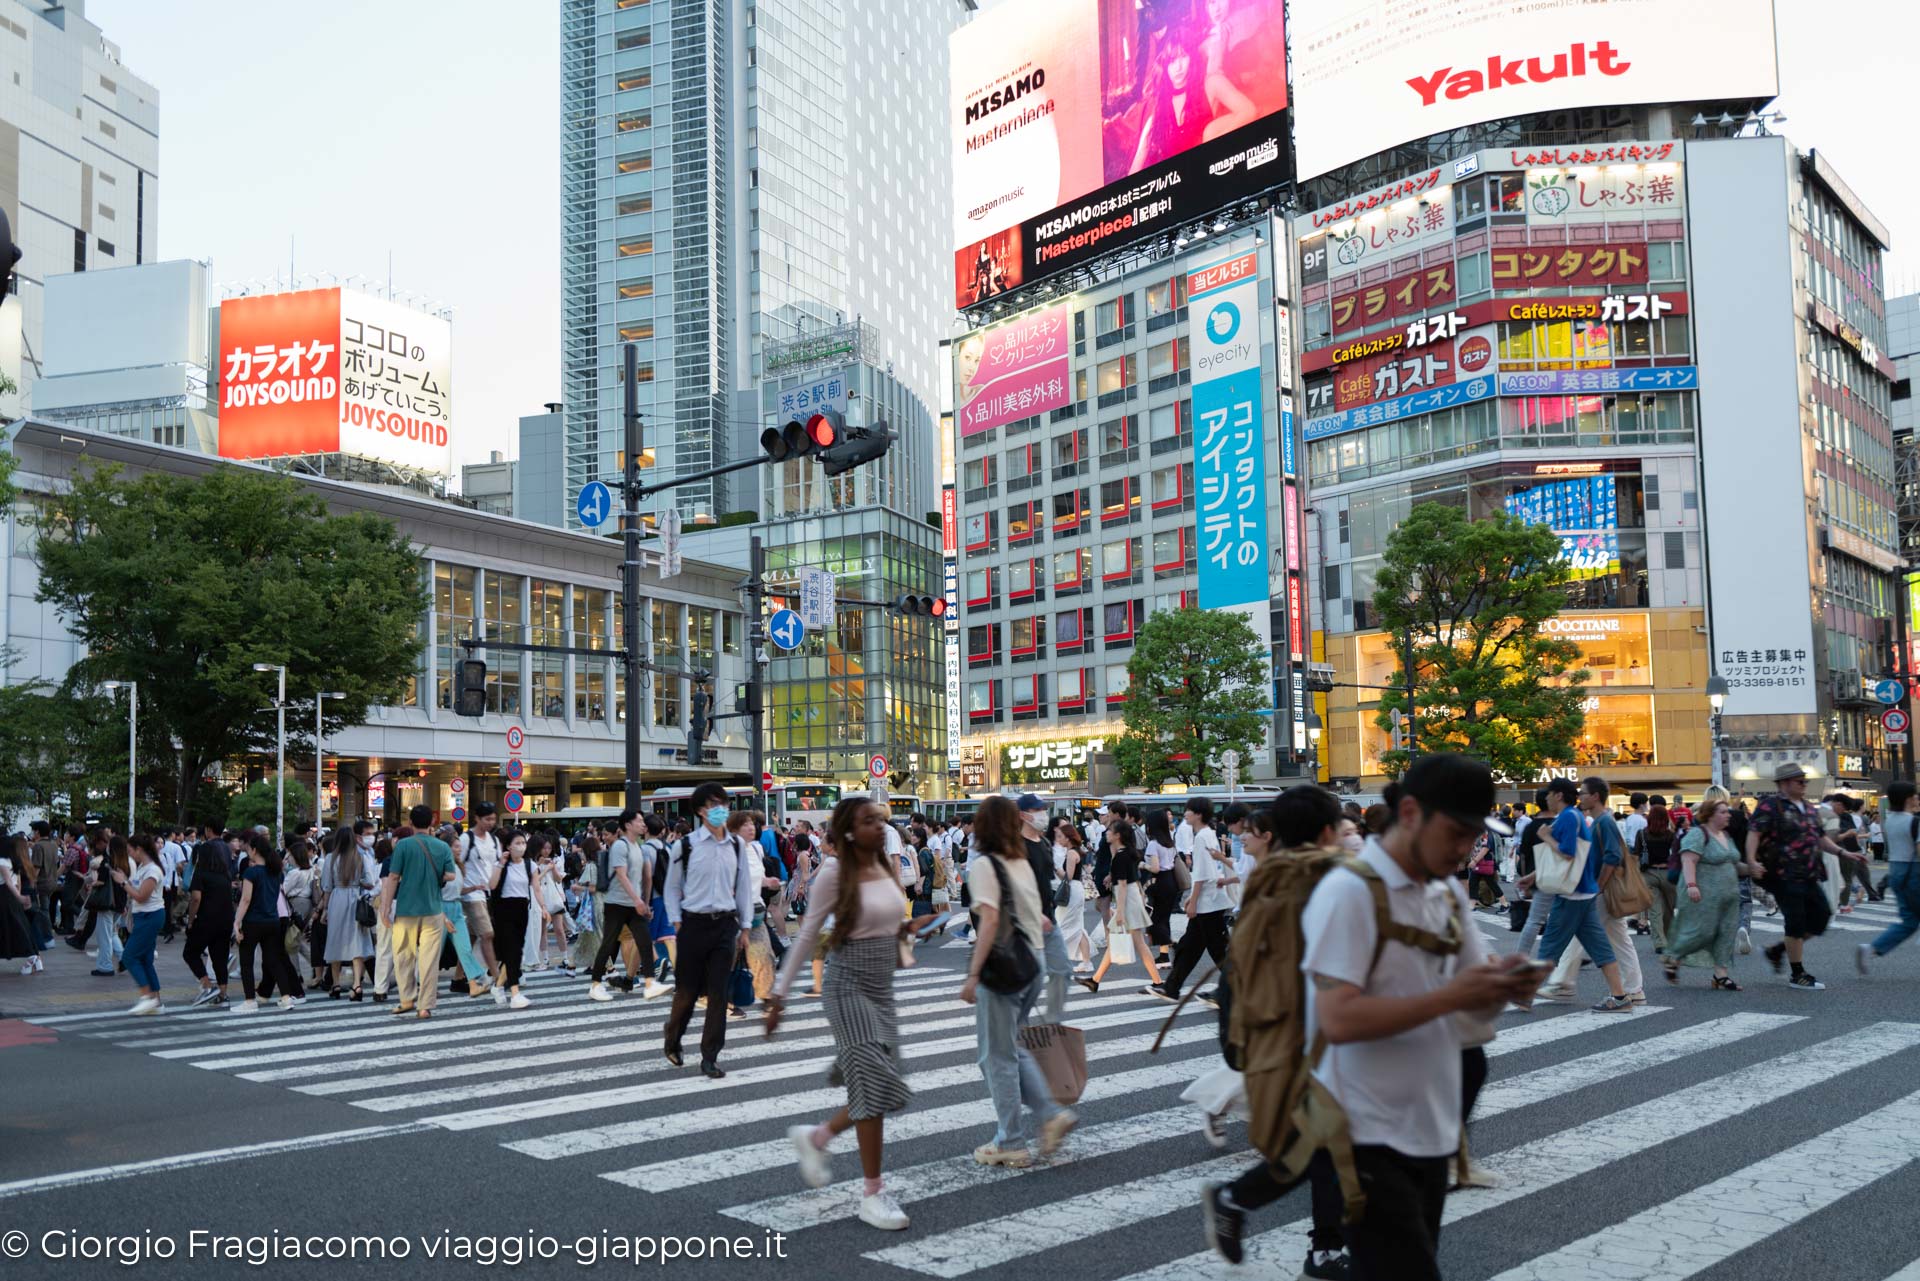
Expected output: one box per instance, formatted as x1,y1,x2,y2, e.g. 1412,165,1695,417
454,659,486,718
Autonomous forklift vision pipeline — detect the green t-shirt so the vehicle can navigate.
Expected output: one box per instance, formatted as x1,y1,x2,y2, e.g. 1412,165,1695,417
389,834,454,918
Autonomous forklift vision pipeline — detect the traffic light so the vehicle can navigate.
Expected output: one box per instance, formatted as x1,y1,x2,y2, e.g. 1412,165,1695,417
761,409,841,462
891,594,947,618
454,659,486,718
734,680,760,717
687,685,711,762
819,418,892,477
0,207,19,299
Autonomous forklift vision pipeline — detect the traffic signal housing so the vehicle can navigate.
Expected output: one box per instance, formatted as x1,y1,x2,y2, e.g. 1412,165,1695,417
819,418,892,477
687,684,712,762
0,207,19,300
761,409,841,463
891,594,947,618
454,659,487,718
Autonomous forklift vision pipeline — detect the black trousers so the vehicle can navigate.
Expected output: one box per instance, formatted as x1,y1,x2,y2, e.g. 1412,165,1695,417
1348,1146,1450,1281
1147,869,1179,947
1164,909,1230,995
1224,1150,1344,1252
238,920,299,1001
183,922,231,986
663,910,737,1064
494,897,530,988
592,902,655,983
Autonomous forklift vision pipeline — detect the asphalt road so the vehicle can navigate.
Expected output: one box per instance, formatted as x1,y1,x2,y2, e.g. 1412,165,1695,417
7,901,1920,1281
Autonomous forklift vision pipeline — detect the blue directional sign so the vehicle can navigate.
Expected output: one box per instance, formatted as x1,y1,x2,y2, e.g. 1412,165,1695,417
576,481,613,529
1873,678,1905,706
768,608,806,651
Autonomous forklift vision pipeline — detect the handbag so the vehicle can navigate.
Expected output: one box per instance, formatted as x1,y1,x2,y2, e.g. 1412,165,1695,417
977,852,1040,995
1017,1023,1088,1105
1603,849,1654,917
1534,833,1590,896
85,878,112,912
282,922,304,956
1173,855,1193,894
1106,921,1136,964
354,896,378,929
729,959,755,1009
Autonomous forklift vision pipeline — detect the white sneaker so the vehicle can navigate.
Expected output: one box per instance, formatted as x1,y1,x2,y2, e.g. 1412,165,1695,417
492,984,510,1007
19,954,42,975
509,992,531,1010
1038,1109,1078,1157
789,1125,832,1188
1534,985,1576,1004
1454,1156,1500,1189
234,999,259,1013
1736,928,1752,955
641,979,672,1000
858,1191,910,1231
277,995,296,1010
589,982,615,1003
129,996,158,1016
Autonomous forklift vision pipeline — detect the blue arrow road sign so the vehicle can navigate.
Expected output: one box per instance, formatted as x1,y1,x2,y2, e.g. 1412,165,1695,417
576,481,613,528
1873,678,1905,706
769,608,806,651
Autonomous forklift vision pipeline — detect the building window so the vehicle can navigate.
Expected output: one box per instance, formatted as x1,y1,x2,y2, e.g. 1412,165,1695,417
966,568,993,607
968,680,1000,722
618,195,653,216
1011,616,1045,657
1101,537,1137,581
616,29,651,50
1007,501,1038,541
482,572,524,715
434,564,476,711
1100,478,1137,522
1104,600,1136,642
1052,488,1087,531
652,599,683,727
619,322,654,341
98,119,116,139
618,237,653,256
530,580,566,719
1011,673,1043,715
616,111,651,132
1153,528,1186,571
1095,295,1133,334
1150,463,1187,507
1105,663,1131,704
617,152,653,173
1009,558,1038,598
618,280,654,299
1146,337,1187,381
1102,415,1135,455
1149,401,1188,441
1053,428,1085,468
1059,668,1086,708
1144,275,1185,318
1097,355,1133,395
1053,548,1090,593
616,70,653,91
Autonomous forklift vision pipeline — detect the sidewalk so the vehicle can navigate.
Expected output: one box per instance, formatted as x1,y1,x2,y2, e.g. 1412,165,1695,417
0,925,218,1019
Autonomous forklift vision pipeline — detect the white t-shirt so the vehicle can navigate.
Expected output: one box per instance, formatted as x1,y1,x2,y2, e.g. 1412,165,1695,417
1174,821,1194,857
499,860,531,899
1620,810,1648,854
128,861,166,914
462,830,501,902
159,841,187,889
1188,826,1231,915
1301,836,1486,1159
967,851,1045,954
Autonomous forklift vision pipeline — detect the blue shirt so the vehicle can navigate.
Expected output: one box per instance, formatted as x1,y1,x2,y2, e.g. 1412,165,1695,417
1550,808,1601,896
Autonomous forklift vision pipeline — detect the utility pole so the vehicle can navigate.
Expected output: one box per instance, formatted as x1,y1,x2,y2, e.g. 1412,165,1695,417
622,343,645,812
748,534,767,803
1402,632,1418,758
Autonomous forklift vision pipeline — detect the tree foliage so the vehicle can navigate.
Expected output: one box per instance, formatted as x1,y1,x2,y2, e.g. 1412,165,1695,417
226,777,313,834
1113,607,1268,788
34,464,428,822
0,676,127,825
1371,502,1589,781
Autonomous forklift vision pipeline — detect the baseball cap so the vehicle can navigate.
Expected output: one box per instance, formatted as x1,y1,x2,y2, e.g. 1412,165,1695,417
1016,793,1048,813
1398,753,1512,837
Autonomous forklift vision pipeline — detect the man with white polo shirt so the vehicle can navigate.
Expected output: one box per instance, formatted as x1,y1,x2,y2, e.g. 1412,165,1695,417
1203,755,1537,1281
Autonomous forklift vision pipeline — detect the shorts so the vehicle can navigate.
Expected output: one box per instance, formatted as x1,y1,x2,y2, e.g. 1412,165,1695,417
463,899,495,939
1775,880,1829,940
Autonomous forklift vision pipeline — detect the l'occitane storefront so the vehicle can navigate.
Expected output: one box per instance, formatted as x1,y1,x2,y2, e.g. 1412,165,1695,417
1319,609,1714,793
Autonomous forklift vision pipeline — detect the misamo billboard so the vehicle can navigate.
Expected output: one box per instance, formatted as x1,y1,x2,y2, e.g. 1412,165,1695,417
217,288,453,474
952,0,1290,310
1289,0,1778,181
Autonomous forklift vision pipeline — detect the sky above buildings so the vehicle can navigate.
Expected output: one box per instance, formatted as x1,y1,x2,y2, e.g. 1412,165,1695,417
92,0,1918,476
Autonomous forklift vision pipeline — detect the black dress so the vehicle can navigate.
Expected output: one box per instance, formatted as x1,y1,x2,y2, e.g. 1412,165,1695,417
0,876,37,960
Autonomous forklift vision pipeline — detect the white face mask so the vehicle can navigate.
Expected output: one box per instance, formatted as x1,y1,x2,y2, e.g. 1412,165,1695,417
1338,831,1364,854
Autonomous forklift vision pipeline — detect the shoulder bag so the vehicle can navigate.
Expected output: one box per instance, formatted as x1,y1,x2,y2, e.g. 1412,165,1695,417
1533,827,1590,897
977,852,1039,995
1602,841,1654,917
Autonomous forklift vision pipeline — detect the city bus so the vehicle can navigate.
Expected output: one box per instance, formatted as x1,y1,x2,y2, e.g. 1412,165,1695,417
1101,786,1282,828
536,782,842,840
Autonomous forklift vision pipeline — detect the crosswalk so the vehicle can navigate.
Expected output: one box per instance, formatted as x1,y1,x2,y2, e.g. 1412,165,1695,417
23,941,1920,1281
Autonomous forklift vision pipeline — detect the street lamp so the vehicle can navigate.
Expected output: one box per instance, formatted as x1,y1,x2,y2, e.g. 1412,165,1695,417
1706,674,1729,792
100,681,136,832
1306,710,1324,778
315,691,346,830
253,663,287,848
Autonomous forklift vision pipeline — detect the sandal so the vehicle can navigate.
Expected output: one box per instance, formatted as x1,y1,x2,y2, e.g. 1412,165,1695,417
1711,975,1743,991
350,986,364,1003
1662,960,1680,984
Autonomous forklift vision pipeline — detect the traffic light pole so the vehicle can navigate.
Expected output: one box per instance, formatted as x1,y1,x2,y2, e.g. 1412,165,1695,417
748,534,767,803
622,344,645,812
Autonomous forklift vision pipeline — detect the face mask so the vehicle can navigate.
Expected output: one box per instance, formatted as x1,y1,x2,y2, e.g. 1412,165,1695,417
1339,831,1364,854
359,835,373,850
706,806,730,828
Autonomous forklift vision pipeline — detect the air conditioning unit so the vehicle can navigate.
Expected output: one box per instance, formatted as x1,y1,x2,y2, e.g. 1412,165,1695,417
1832,668,1863,702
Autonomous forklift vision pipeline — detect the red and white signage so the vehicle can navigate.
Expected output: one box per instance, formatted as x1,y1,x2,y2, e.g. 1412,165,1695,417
504,725,525,752
218,287,453,476
869,754,889,780
762,771,775,790
1884,708,1909,734
1290,0,1778,179
449,777,467,795
1457,334,1494,375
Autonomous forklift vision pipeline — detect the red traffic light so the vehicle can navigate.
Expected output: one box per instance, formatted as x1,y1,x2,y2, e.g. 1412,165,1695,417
929,597,948,618
806,412,838,449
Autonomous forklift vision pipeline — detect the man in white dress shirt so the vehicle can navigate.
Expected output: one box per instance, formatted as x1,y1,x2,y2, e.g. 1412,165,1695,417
662,782,761,1078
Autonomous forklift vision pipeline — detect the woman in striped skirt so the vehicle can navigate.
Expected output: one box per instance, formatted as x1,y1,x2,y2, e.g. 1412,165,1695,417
766,797,918,1232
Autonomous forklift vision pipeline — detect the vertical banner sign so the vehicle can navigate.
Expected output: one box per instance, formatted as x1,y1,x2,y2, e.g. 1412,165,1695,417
1188,250,1270,615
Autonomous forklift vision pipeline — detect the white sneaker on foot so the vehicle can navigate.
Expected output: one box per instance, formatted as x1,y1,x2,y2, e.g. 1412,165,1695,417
858,1191,910,1231
789,1125,831,1188
277,995,296,1010
642,979,672,1000
492,984,510,1007
129,996,158,1016
509,992,531,1010
234,999,259,1013
1736,927,1752,955
589,982,614,1003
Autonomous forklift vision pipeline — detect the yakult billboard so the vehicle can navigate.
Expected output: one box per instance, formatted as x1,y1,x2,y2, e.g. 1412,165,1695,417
953,0,1290,309
1289,0,1778,181
217,287,454,475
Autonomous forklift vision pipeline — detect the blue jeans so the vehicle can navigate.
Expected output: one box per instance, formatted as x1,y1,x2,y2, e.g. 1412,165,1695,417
1871,862,1920,956
91,909,123,970
1042,918,1069,1023
443,901,488,982
123,909,163,991
976,970,1064,1147
1538,895,1616,968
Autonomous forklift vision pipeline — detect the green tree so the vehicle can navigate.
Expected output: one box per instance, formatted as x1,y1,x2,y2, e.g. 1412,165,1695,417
1113,607,1268,788
0,679,124,824
1371,502,1589,781
34,464,428,823
226,777,313,834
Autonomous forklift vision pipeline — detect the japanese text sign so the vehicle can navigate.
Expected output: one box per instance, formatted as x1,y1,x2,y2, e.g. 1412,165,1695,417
1187,251,1269,616
957,303,1072,438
